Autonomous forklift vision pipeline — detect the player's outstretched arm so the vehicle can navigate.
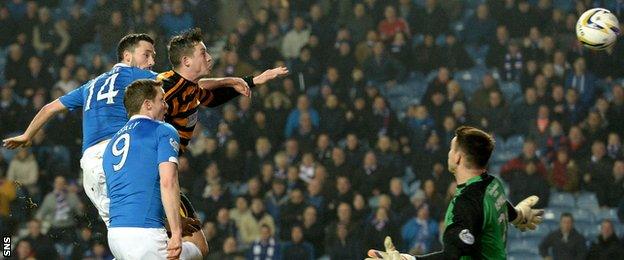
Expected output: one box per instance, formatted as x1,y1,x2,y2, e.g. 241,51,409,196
2,99,67,149
198,77,251,97
508,196,544,231
366,236,415,260
160,162,182,260
252,67,289,85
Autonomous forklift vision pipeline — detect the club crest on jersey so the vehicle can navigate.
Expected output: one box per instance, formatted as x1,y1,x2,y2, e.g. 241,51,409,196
170,138,179,153
459,229,475,245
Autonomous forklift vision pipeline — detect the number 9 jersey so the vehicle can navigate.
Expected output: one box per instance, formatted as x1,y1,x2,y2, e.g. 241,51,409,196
59,63,157,152
103,115,180,228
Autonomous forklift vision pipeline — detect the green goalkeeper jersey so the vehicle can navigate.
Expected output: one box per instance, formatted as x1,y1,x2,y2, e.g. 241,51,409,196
417,173,511,260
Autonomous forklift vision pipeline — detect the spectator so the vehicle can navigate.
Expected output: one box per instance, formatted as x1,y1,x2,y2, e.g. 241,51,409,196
0,167,16,231
486,26,510,69
587,219,624,259
582,141,614,203
378,5,410,42
464,4,497,45
388,178,410,214
363,41,406,84
6,148,38,198
281,16,310,60
601,160,624,208
439,34,474,71
36,175,82,259
363,207,401,257
413,34,442,74
239,198,275,245
248,224,282,260
501,139,547,179
159,0,194,39
504,161,550,207
285,95,320,138
208,236,245,260
501,40,524,81
549,149,580,192
607,85,624,134
20,219,58,259
401,204,439,255
98,10,126,56
327,223,362,259
282,225,315,259
539,213,587,260
53,67,79,94
565,58,598,111
419,0,449,36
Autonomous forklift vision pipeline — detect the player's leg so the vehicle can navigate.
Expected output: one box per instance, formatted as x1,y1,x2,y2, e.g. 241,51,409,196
80,140,111,226
179,193,208,257
108,227,169,259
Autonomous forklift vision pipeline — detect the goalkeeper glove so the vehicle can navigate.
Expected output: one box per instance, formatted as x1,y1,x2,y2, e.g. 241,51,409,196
511,195,544,231
366,236,415,260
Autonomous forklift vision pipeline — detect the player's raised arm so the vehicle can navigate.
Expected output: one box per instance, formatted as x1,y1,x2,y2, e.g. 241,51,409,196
252,67,289,85
3,99,67,149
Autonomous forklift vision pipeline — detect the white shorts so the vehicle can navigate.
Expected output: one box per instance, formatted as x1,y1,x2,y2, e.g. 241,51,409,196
108,227,202,260
80,140,111,226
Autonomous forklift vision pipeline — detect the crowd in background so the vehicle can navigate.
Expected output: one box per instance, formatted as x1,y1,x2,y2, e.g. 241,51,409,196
1,0,624,259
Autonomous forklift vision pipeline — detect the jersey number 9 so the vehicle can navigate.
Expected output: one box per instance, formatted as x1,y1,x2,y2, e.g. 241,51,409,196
112,133,130,171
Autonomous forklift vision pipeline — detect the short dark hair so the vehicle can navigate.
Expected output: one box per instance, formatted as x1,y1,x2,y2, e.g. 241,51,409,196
454,126,495,169
167,27,203,68
116,34,155,62
123,79,162,117
561,212,574,221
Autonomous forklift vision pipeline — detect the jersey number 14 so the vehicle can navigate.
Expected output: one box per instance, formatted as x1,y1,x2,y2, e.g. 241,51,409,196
85,73,120,111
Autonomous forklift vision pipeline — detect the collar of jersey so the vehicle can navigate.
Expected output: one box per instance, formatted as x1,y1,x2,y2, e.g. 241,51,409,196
456,173,486,189
129,115,152,121
113,63,130,68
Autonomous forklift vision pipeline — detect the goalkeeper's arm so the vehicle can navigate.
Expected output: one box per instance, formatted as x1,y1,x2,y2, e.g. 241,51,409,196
415,194,482,259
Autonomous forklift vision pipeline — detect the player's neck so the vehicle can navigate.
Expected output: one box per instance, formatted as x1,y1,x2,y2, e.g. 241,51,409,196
454,166,483,185
175,68,199,83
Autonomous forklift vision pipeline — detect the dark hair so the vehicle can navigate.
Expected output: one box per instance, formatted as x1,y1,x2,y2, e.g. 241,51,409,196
116,34,154,62
454,126,495,168
167,27,203,68
561,212,574,221
123,79,162,117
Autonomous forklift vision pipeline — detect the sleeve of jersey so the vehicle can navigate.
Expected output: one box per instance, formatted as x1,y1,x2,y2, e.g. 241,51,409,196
416,195,483,259
156,123,180,165
58,84,85,111
200,76,256,107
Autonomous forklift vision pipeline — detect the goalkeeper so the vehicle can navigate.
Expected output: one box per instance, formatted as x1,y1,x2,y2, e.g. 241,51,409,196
368,126,543,260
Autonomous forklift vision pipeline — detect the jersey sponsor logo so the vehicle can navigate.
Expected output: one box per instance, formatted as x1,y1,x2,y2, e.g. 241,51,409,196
459,229,475,245
169,138,179,153
186,111,198,128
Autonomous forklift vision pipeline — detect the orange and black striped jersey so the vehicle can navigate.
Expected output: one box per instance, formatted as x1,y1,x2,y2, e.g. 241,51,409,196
157,70,255,151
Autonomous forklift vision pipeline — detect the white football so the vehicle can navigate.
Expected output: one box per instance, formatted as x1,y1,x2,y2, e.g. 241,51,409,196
576,8,620,50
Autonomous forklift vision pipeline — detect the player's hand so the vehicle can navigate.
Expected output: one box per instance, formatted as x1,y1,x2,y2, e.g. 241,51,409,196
232,78,251,97
167,234,182,260
181,217,201,237
512,195,545,232
253,67,289,85
2,134,32,149
365,236,415,260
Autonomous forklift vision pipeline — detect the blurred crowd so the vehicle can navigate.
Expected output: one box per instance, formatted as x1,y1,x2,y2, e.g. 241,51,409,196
1,0,624,259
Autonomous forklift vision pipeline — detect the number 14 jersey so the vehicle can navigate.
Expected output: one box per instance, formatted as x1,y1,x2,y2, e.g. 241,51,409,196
59,63,156,152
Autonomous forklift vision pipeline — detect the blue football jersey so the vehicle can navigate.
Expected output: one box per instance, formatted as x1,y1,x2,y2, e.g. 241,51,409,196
103,115,180,228
59,63,157,152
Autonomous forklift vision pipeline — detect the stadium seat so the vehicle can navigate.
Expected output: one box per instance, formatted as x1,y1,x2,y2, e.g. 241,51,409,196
576,192,599,210
594,208,619,223
507,238,539,254
549,192,576,208
571,209,595,223
575,221,600,240
508,251,541,260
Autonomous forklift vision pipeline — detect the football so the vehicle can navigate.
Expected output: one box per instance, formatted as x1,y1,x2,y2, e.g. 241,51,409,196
576,8,620,50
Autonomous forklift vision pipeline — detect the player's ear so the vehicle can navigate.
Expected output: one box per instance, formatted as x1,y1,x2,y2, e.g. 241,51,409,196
182,55,190,67
123,50,132,63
